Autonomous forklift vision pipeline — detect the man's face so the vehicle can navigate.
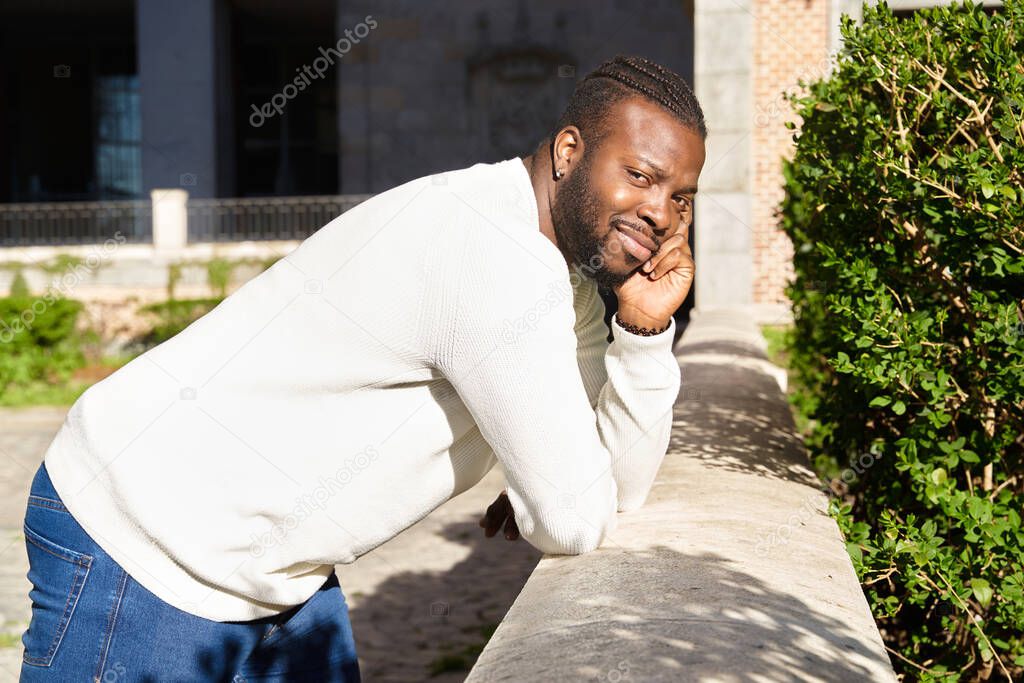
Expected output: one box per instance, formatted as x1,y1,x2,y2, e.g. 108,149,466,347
550,97,706,290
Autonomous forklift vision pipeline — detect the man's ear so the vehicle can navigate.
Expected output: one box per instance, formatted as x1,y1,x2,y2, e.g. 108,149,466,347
551,126,583,174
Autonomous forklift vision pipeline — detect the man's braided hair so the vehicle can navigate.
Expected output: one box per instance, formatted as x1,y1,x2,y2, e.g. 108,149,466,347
553,55,707,151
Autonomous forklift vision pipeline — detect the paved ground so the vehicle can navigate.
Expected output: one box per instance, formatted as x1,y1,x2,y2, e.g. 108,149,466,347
0,406,541,682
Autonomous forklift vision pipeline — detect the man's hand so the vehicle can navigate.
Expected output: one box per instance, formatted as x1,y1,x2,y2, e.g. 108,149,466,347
613,221,695,329
478,489,520,540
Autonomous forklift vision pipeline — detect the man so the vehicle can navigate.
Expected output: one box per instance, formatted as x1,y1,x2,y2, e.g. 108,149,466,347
21,54,705,681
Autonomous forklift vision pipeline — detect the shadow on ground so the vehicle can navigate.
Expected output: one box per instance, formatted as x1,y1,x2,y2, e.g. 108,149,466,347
342,518,542,682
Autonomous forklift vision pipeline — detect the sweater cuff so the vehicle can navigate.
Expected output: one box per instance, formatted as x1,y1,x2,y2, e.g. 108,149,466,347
611,313,676,345
608,315,680,390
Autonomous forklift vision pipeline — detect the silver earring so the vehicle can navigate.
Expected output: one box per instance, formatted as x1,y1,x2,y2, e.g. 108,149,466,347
555,168,564,179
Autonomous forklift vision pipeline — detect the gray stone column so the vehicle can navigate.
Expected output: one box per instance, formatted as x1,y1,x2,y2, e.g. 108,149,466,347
136,0,230,199
829,0,863,58
693,0,754,311
337,0,372,194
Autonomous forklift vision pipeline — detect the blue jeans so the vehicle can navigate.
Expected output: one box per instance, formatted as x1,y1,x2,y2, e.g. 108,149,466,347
20,462,361,682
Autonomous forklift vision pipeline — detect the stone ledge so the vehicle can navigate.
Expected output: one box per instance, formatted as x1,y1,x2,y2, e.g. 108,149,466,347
466,308,895,682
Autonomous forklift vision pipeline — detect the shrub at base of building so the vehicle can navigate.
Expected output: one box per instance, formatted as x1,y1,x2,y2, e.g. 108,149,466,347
137,298,224,347
0,296,87,398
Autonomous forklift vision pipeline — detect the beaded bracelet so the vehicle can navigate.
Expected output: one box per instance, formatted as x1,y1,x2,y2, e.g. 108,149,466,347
613,312,670,336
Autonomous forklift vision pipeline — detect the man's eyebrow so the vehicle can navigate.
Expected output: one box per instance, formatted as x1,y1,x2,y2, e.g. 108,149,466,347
632,155,698,194
632,155,669,179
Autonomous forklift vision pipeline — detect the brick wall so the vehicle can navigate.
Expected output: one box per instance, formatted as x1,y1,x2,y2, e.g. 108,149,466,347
751,0,830,308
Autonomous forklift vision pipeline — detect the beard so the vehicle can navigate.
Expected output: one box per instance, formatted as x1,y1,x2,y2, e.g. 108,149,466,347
549,153,633,291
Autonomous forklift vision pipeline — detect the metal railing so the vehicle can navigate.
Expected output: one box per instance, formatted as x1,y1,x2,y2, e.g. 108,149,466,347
187,195,373,242
0,194,376,247
0,200,153,247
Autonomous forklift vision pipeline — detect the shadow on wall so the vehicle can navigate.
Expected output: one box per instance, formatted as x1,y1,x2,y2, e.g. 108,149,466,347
179,529,882,681
476,544,889,681
673,358,821,487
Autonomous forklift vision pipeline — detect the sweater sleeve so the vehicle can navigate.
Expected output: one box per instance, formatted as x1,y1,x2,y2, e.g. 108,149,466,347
428,230,681,555
573,278,682,512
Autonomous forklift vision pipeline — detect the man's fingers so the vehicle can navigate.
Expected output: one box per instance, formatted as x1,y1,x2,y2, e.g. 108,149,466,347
479,490,522,541
484,509,504,536
483,512,502,537
481,492,512,537
644,231,689,274
503,514,520,541
479,514,496,532
642,246,678,279
486,493,509,518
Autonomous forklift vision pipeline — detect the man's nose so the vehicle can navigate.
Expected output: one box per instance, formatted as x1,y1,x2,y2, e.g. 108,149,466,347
637,198,674,235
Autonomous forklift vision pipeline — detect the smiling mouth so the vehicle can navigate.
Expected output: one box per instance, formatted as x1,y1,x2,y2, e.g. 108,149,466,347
614,225,653,263
612,221,657,263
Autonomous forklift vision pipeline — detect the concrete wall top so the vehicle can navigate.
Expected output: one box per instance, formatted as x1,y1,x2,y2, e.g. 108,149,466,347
465,309,896,682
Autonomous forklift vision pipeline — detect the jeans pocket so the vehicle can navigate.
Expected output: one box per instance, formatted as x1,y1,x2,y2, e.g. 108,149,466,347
241,573,359,680
21,521,93,667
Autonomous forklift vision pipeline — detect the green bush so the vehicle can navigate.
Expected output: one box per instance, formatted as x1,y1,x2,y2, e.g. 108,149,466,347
8,269,30,297
780,1,1023,679
167,262,184,300
0,296,87,397
138,298,223,346
206,258,235,298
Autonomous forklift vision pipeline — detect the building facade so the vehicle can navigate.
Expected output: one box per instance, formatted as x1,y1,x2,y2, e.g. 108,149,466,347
1,0,993,318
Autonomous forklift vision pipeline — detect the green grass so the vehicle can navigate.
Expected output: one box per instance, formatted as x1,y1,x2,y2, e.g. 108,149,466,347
0,354,136,408
428,653,470,676
426,623,500,677
761,324,791,367
760,324,815,438
0,381,91,408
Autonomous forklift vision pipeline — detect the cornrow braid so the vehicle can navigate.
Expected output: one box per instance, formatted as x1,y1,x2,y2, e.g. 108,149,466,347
627,58,693,109
552,54,707,151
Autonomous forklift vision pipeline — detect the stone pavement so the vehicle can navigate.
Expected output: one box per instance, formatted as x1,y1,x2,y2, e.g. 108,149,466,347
0,407,66,682
0,406,541,682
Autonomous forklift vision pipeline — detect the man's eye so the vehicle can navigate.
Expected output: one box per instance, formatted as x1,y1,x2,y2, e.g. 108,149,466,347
627,169,647,182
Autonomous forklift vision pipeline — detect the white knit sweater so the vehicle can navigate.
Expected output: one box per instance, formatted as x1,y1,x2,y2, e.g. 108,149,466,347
43,157,682,621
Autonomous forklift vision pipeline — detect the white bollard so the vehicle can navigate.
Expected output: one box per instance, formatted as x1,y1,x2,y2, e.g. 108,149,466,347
151,188,189,253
